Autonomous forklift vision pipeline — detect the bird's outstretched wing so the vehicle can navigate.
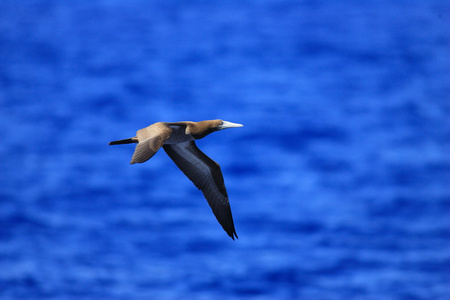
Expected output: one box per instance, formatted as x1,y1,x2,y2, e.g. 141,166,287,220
130,136,163,164
163,141,238,239
130,123,172,164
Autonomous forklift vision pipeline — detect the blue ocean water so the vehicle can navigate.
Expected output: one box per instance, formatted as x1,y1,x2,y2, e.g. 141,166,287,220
0,0,449,299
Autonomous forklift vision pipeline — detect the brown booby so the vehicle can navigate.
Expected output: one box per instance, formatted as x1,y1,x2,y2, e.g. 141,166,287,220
109,120,243,240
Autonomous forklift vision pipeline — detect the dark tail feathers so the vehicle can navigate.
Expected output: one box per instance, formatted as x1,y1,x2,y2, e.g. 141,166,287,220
109,137,138,145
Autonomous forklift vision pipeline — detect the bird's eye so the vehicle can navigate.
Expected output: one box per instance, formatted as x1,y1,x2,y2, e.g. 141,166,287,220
219,121,224,126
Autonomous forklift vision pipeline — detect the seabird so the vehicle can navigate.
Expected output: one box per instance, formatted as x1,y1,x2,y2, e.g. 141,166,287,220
109,120,243,240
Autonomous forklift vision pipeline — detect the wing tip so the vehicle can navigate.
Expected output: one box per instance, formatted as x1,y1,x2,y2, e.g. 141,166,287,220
228,230,238,240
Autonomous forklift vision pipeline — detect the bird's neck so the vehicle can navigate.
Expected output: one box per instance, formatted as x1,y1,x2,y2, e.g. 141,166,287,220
191,128,217,140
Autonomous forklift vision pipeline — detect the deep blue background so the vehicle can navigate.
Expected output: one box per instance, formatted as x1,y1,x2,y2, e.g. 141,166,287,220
1,1,449,299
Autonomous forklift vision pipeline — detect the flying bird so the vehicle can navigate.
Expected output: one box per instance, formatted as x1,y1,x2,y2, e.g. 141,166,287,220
109,120,243,240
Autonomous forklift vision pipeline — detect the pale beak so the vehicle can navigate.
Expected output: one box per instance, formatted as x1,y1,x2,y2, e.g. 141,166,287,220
219,121,244,130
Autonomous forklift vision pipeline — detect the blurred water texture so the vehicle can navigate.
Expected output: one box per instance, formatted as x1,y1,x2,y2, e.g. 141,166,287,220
0,1,449,299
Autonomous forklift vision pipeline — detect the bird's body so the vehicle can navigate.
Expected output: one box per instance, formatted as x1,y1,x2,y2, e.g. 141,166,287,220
109,120,243,239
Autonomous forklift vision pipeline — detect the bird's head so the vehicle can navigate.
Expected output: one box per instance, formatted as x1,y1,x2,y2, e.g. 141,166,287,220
189,119,243,139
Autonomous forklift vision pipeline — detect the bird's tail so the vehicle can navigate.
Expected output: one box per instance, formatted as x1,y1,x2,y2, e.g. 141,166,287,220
109,137,138,145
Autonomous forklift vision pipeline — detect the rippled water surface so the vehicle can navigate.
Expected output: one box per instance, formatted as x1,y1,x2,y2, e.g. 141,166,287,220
0,1,449,299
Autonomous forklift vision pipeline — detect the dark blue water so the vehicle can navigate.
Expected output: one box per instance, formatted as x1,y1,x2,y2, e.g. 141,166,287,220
1,1,449,299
